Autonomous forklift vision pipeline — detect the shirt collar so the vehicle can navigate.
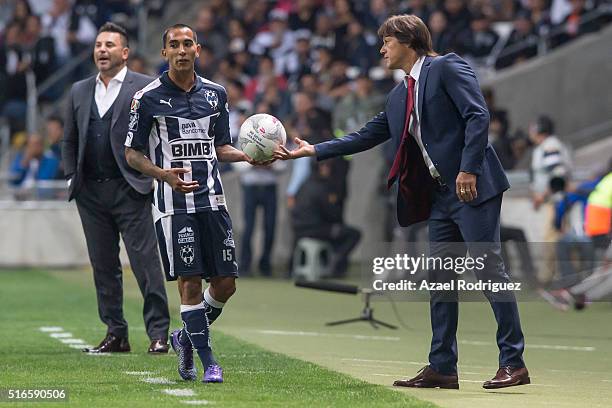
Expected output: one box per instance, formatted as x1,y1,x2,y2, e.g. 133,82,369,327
404,55,426,87
161,71,202,93
96,65,128,85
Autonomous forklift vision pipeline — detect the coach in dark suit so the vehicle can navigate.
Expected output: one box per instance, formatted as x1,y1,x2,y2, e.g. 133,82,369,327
277,15,529,389
62,22,170,354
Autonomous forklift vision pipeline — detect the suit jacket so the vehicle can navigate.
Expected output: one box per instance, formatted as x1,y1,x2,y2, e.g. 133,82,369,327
62,69,154,200
315,53,510,226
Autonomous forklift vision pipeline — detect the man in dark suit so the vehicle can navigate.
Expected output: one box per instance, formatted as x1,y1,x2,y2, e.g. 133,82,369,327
276,14,528,389
62,22,170,354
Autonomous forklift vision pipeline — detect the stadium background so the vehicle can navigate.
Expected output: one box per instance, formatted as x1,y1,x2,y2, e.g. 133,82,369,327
0,1,611,407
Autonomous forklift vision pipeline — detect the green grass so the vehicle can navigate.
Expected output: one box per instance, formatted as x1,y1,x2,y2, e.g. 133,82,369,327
0,270,434,407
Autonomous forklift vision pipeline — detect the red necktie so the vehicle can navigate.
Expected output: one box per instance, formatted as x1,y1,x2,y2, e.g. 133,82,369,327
387,75,416,190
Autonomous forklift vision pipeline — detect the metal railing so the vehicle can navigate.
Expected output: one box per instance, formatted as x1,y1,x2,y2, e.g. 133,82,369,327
491,4,612,69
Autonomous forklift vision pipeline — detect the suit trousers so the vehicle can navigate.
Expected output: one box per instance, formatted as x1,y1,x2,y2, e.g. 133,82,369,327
426,185,525,375
75,177,170,340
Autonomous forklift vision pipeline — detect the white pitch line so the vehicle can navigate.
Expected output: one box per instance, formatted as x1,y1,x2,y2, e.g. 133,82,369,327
459,340,595,352
50,332,73,338
142,377,176,385
256,329,400,342
39,326,64,332
180,401,213,405
125,371,155,376
162,389,196,397
60,338,86,344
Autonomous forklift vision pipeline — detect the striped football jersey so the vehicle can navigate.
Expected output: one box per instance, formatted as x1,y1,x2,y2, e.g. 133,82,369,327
125,71,231,216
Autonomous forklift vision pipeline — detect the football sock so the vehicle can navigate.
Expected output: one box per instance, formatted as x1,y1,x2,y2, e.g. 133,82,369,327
180,303,216,368
179,288,226,345
203,287,225,324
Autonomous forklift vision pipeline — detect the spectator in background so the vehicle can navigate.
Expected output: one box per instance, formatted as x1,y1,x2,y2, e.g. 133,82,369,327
456,12,499,62
340,19,376,72
11,0,32,27
9,133,60,194
489,113,515,170
299,73,334,112
281,30,314,87
195,44,218,79
428,10,454,54
442,0,472,39
363,0,392,33
333,74,385,135
244,55,288,103
551,0,601,47
289,0,317,32
24,14,57,96
400,0,431,27
44,114,64,179
127,53,149,75
194,7,227,61
526,0,553,36
235,129,286,276
249,9,295,75
0,21,28,134
42,0,96,66
291,158,361,278
495,10,539,69
529,115,572,209
311,12,335,50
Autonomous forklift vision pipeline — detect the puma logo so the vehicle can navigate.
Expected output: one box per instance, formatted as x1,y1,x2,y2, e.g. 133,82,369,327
159,98,172,108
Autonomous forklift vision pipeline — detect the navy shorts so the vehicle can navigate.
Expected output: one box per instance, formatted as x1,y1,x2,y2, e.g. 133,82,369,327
155,208,239,281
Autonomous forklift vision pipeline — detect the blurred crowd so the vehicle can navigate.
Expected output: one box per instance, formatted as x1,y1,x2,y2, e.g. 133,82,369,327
0,0,610,283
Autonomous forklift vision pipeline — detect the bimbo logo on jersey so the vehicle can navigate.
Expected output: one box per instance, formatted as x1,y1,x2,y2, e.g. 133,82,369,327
171,139,213,161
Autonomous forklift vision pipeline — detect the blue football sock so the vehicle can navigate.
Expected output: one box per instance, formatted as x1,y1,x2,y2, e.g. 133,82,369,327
203,287,225,324
180,303,216,368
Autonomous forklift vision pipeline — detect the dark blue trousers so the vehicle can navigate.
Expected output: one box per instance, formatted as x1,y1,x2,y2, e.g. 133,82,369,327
240,184,277,275
427,186,525,375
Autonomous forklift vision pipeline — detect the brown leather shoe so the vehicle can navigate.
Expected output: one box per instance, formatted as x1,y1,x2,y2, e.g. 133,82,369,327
148,339,169,354
393,365,459,389
83,334,130,353
483,366,530,389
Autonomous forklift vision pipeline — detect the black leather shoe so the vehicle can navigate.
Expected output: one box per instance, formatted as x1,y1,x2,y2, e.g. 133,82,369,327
83,334,130,353
148,339,169,354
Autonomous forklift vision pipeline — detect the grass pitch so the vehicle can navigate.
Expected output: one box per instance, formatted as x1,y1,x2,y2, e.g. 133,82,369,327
2,268,612,407
0,270,433,407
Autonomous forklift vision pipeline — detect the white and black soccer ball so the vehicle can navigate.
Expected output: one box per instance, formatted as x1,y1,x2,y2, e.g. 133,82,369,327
238,113,287,162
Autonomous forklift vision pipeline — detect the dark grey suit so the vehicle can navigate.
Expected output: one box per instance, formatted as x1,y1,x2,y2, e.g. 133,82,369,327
62,69,170,341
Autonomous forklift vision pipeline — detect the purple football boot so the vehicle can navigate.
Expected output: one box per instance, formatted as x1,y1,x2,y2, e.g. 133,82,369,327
170,329,197,381
203,364,223,383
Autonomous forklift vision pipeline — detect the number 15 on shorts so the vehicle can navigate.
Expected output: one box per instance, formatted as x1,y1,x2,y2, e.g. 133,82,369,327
222,249,234,262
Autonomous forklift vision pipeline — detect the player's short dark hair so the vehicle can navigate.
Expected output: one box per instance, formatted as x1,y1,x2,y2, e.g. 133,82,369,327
377,14,437,57
162,24,198,48
98,22,129,47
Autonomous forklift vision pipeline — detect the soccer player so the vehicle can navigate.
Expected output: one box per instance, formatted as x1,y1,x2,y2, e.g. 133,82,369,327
124,24,262,383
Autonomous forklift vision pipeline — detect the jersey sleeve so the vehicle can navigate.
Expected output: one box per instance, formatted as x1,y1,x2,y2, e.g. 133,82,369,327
213,88,232,146
124,92,154,152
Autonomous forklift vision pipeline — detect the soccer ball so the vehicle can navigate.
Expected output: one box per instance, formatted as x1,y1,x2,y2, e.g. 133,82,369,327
238,113,287,162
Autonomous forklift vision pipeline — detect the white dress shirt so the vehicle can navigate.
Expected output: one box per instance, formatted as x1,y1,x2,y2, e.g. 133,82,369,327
94,66,127,117
404,56,440,179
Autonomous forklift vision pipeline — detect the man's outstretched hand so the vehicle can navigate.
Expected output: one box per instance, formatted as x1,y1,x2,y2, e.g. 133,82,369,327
273,138,316,160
